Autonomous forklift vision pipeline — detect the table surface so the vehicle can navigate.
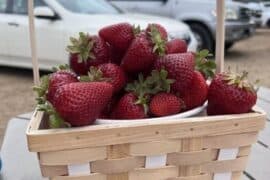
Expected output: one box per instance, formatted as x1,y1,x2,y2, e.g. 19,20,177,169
1,87,270,180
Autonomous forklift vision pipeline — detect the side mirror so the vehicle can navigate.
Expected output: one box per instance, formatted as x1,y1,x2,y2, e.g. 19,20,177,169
34,7,58,20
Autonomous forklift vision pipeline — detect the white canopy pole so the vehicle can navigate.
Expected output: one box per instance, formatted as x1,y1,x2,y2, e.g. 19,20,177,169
215,0,226,73
28,0,40,86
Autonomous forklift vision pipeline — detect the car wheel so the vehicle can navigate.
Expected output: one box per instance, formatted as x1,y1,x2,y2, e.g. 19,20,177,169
189,23,214,53
267,19,270,28
225,42,234,51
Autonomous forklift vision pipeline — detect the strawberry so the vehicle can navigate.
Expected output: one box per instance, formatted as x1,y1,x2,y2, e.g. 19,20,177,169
47,70,78,104
207,71,257,115
146,23,168,40
121,29,166,73
99,23,140,52
166,39,187,54
67,33,110,75
154,53,195,95
33,65,78,105
180,71,208,110
111,70,174,119
111,93,146,119
109,45,125,65
81,63,127,93
54,82,113,126
150,93,182,117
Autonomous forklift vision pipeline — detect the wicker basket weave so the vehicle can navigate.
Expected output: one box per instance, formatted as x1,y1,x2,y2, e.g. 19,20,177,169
26,0,266,179
26,109,266,180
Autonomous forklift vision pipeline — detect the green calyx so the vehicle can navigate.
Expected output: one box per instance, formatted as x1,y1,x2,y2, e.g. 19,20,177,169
37,103,70,129
125,69,175,114
148,25,166,56
33,75,49,105
51,64,70,72
195,49,216,79
223,70,256,93
80,66,110,82
132,24,141,36
66,32,96,63
146,69,175,94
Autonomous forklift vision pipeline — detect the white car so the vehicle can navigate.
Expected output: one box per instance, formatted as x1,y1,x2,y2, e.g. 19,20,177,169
110,0,256,52
0,0,197,70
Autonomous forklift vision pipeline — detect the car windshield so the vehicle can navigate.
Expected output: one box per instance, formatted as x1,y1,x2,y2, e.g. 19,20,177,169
56,0,122,14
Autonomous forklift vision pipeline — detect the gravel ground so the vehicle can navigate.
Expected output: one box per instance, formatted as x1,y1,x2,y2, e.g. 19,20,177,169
0,29,269,146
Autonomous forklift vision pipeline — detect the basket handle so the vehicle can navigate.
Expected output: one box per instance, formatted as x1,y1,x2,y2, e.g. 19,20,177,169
215,0,225,73
27,0,225,85
28,0,40,86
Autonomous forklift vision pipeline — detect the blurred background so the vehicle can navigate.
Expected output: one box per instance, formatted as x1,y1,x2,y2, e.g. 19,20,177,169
0,0,270,145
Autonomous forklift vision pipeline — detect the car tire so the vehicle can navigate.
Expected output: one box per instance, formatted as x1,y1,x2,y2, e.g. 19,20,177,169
267,19,270,28
189,23,214,53
225,42,234,51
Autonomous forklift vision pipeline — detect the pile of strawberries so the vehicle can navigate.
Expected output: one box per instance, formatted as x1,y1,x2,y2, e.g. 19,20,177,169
34,22,257,128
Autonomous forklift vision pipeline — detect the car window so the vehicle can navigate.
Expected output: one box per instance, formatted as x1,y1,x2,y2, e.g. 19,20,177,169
12,0,47,15
56,0,122,14
0,0,7,13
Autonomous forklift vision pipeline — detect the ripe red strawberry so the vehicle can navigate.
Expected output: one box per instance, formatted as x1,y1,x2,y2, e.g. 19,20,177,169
67,33,110,75
150,93,182,117
108,45,125,65
146,23,168,40
121,30,166,73
33,65,78,106
154,53,195,94
110,93,146,119
99,23,140,52
47,70,78,104
81,63,126,93
207,72,257,115
53,82,113,126
180,71,208,110
166,39,187,54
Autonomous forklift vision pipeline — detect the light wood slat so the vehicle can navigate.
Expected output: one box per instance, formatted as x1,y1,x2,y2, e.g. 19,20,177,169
40,164,68,177
130,140,181,156
201,156,248,173
91,157,145,174
51,173,106,180
203,132,258,149
232,171,244,180
40,147,107,166
129,166,178,180
178,138,203,177
245,143,270,180
238,146,252,157
27,111,265,152
107,144,130,180
167,173,212,180
167,149,218,166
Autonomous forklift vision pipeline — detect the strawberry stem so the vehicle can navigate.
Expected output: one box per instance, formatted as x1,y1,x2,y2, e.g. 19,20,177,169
195,49,216,79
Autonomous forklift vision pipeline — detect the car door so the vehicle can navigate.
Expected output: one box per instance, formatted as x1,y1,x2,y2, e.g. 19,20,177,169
0,0,11,61
110,0,173,17
6,0,65,68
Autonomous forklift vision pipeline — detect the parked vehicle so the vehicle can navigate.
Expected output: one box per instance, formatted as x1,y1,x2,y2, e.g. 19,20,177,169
110,0,256,52
262,1,270,27
232,0,263,26
0,0,197,70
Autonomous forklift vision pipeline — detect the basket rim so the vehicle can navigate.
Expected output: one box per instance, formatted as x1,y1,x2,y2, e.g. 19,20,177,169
26,106,266,152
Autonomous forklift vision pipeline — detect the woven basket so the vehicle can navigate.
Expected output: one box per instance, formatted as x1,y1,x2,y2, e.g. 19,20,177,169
26,0,266,179
27,109,266,180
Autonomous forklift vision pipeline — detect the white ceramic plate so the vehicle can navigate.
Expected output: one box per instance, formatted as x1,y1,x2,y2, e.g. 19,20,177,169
95,102,207,125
